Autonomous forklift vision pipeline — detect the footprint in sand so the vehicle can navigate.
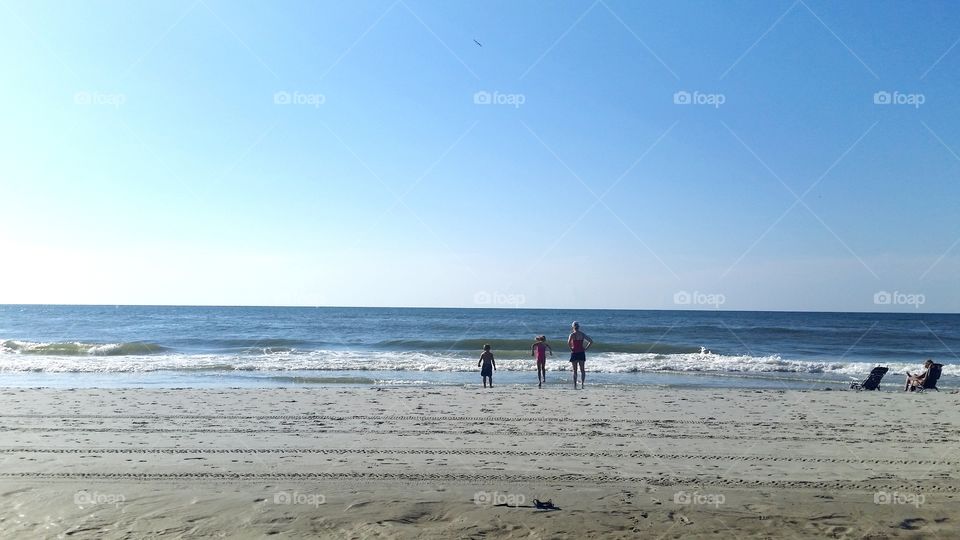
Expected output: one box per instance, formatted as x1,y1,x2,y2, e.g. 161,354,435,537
744,503,774,515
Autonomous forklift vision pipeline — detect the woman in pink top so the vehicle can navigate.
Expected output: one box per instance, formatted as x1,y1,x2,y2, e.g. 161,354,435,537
567,321,593,389
531,335,553,388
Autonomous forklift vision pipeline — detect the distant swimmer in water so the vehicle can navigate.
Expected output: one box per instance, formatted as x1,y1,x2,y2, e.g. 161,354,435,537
478,344,496,388
567,322,593,389
531,335,553,388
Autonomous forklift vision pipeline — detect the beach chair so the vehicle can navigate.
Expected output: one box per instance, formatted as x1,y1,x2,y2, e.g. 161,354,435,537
850,366,888,391
916,363,943,392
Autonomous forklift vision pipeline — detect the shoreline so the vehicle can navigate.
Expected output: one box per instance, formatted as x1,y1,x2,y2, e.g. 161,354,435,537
2,365,952,391
2,386,958,538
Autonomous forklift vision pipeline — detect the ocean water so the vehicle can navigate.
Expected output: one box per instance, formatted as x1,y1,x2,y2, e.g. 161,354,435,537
0,305,957,389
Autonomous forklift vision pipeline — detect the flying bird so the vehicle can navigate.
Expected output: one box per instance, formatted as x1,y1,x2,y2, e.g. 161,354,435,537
473,39,483,47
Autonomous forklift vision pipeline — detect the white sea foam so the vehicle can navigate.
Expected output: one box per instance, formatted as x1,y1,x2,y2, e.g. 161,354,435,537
0,348,955,378
1,339,168,356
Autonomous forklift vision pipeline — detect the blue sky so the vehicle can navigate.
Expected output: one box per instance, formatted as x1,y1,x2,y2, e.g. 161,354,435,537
1,0,958,311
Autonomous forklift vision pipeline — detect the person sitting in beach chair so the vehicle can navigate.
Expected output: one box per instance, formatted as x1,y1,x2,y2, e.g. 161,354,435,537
917,363,943,392
904,360,942,392
850,366,888,391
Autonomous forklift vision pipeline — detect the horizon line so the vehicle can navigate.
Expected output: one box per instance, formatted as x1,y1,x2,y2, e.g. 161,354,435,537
1,303,957,316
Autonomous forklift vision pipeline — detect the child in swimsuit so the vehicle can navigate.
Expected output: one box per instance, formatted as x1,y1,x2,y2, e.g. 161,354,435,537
531,335,552,388
478,344,496,388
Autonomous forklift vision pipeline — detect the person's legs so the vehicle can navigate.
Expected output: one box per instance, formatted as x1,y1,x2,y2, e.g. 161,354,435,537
578,360,586,385
571,362,578,388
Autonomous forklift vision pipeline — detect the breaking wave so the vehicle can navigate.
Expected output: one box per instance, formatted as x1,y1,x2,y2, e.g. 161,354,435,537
1,347,955,378
1,340,169,356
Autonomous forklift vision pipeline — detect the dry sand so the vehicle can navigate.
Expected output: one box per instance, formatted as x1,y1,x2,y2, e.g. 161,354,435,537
0,385,958,539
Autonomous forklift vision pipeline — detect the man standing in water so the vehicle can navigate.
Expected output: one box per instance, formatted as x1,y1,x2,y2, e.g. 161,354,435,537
567,321,593,389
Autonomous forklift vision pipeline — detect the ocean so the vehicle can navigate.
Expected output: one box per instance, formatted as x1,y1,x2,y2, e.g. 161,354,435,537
0,305,957,389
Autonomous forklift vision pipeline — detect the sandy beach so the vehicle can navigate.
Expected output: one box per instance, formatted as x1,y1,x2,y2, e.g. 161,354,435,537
1,385,958,539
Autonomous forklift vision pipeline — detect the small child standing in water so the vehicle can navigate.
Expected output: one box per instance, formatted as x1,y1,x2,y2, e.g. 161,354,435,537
478,344,496,388
531,335,552,388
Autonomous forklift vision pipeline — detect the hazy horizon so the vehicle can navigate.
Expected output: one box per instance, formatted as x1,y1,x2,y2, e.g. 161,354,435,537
2,303,957,315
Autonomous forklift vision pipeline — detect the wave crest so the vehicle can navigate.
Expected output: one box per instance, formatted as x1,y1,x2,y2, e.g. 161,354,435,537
1,340,169,356
0,348,954,379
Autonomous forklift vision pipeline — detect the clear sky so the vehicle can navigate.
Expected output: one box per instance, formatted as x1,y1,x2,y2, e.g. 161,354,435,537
1,0,958,312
